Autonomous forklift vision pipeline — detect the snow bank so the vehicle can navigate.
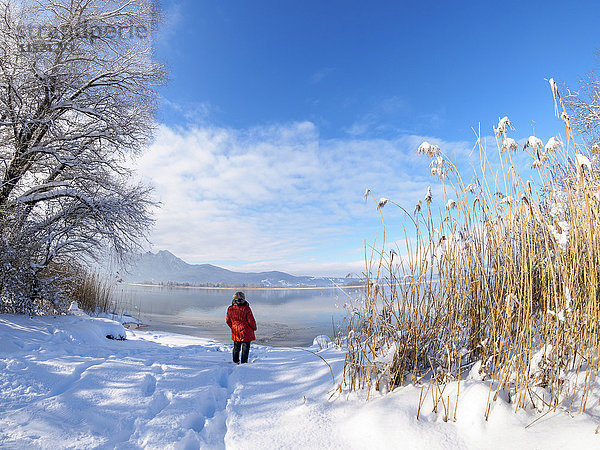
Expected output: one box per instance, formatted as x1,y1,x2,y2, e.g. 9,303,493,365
1,314,599,449
0,314,126,354
95,310,142,326
69,300,142,327
312,334,333,349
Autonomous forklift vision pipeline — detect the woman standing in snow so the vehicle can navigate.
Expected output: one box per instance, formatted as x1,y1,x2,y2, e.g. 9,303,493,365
226,292,257,364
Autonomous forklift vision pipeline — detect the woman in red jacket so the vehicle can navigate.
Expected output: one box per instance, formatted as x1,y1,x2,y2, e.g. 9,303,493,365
226,291,257,364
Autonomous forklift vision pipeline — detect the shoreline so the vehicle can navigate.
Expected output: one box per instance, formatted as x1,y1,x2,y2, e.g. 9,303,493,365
123,315,325,348
127,283,365,291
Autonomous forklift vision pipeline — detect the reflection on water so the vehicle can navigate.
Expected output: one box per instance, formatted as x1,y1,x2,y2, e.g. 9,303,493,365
115,284,363,347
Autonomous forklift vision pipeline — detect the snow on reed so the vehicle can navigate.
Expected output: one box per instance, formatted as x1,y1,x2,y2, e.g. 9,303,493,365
344,89,600,421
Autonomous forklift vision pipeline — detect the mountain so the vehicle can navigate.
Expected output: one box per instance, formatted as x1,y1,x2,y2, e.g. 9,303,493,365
123,250,358,287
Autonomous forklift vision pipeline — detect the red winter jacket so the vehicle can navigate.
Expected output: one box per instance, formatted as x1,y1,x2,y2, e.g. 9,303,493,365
226,303,257,342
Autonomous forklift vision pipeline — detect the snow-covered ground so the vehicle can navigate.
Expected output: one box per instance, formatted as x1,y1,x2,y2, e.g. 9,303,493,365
1,314,599,449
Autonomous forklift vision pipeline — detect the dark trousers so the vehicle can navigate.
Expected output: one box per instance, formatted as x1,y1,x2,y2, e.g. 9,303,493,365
233,341,251,364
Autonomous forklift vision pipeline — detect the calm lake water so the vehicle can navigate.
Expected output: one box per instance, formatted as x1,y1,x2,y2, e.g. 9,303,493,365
115,284,363,347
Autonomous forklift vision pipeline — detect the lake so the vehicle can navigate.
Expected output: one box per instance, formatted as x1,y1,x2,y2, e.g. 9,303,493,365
114,284,364,347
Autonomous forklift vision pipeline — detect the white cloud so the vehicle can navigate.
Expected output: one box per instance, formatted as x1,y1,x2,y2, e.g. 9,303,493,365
132,122,471,276
309,67,334,84
155,2,184,48
161,98,217,124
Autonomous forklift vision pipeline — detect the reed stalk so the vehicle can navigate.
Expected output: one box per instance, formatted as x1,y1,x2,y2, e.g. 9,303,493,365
343,88,600,418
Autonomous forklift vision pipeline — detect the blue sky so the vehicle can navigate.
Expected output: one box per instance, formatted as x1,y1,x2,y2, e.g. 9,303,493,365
135,0,600,276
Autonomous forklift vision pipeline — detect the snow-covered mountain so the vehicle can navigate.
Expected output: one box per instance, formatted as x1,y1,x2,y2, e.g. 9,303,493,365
123,250,357,287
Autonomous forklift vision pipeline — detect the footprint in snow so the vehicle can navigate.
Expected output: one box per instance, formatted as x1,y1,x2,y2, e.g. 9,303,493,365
151,363,165,374
145,390,171,420
218,370,229,389
182,413,206,433
181,392,219,433
141,374,157,397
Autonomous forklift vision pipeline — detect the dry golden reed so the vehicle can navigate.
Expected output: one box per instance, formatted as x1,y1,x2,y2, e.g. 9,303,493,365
343,86,600,419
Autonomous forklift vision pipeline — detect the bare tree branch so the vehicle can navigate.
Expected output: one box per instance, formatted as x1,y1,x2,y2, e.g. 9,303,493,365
564,69,600,148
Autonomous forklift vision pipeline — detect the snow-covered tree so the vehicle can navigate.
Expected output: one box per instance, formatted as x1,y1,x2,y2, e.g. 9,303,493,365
0,0,164,312
564,63,600,148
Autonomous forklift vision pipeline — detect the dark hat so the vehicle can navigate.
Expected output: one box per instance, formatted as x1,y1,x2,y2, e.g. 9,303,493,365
233,291,245,301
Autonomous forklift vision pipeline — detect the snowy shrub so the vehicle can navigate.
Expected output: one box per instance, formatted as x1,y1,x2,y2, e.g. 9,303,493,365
43,263,115,315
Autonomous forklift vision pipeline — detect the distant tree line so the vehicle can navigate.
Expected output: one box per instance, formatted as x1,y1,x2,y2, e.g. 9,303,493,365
136,280,365,289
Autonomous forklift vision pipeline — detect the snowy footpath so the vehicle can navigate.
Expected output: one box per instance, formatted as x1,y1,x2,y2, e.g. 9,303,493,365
1,314,599,449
